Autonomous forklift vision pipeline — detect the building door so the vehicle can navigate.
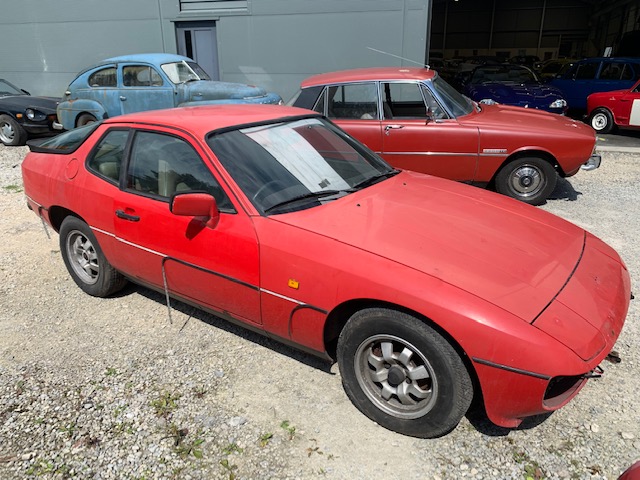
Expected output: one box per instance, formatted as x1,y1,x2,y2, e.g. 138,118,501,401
176,21,220,80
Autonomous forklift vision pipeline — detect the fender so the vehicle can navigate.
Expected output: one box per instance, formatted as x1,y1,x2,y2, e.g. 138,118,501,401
57,99,108,130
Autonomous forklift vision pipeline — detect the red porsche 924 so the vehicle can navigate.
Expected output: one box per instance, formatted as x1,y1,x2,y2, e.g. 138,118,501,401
291,67,601,205
22,104,630,438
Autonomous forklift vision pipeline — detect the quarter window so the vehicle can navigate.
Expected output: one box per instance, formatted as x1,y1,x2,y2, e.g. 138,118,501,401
126,131,234,211
574,63,598,80
87,130,129,184
327,83,379,120
88,67,117,87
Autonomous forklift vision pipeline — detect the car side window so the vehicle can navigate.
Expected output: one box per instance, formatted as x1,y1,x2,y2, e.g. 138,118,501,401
382,82,426,119
126,131,235,212
327,83,379,120
87,129,130,184
599,62,625,80
123,65,164,87
88,67,117,87
574,63,598,80
313,88,327,115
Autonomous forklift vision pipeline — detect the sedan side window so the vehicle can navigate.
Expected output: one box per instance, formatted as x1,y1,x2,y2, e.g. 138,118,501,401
123,65,164,87
382,82,426,118
87,129,130,184
126,131,234,212
327,83,379,120
88,67,117,87
599,62,625,80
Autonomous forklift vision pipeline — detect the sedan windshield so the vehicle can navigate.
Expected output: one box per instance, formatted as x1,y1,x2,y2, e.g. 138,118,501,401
208,117,396,214
430,77,475,117
161,61,211,84
470,65,538,85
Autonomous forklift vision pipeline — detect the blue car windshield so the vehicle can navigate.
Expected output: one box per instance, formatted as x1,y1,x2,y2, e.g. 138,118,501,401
161,61,211,84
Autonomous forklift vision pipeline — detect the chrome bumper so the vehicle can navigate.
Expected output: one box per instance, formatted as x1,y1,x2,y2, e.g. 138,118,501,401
581,154,601,171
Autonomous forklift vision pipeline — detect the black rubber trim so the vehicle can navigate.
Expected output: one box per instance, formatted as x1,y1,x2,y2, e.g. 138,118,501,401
472,357,552,380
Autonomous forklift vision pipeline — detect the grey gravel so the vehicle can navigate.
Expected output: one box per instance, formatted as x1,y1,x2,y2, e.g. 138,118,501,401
1,143,639,479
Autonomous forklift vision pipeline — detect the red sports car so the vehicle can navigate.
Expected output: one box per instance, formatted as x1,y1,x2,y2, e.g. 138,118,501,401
290,67,601,205
22,105,630,438
587,79,640,134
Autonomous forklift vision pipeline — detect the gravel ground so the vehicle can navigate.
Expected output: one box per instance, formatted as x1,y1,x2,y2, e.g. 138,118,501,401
0,143,639,480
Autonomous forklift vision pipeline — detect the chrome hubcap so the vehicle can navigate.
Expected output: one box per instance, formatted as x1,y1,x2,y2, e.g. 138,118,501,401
354,334,438,419
0,121,15,143
592,113,607,131
66,230,99,284
509,165,544,197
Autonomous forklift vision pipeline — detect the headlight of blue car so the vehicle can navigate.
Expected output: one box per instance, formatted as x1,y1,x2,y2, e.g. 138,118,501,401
549,99,567,109
480,98,498,105
26,108,47,122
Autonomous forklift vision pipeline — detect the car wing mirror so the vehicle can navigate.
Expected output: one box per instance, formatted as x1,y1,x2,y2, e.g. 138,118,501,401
170,192,220,229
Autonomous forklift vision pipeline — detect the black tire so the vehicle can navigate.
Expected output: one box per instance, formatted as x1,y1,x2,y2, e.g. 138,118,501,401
76,113,97,128
337,308,473,438
494,156,557,206
589,108,615,134
0,114,28,146
59,216,127,297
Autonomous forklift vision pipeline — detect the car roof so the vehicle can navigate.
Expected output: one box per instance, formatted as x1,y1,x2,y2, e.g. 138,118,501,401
75,53,192,77
576,57,640,63
102,104,319,137
300,67,436,88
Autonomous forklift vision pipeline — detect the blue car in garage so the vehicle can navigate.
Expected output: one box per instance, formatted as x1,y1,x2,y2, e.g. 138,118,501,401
57,53,282,130
548,57,640,111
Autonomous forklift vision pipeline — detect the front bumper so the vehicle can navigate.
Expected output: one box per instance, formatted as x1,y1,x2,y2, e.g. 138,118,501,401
581,153,602,171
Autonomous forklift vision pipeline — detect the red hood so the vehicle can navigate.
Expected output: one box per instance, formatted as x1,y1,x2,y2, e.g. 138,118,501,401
460,103,595,138
272,171,585,321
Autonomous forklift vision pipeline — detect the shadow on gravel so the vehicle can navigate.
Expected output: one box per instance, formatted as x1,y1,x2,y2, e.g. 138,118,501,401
131,284,335,374
465,404,553,437
547,177,581,202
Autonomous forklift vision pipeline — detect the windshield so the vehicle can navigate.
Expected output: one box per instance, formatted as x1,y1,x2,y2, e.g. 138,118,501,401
430,76,475,117
208,117,396,215
0,79,25,97
470,65,538,84
161,60,211,84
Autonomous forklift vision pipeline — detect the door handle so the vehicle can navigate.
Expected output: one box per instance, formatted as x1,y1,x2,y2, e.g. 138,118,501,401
385,125,404,135
119,96,127,101
115,209,140,222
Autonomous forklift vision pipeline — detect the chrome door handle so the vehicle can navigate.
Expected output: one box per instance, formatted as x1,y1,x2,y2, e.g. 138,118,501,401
119,96,127,101
385,125,404,135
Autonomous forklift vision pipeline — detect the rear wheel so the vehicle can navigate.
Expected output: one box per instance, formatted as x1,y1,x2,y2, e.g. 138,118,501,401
495,156,557,205
59,216,127,297
0,114,27,146
589,108,614,134
337,308,473,438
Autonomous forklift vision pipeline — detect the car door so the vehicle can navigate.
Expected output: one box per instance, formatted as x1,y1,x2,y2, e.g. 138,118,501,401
119,64,175,114
379,82,478,181
111,127,261,325
616,81,640,127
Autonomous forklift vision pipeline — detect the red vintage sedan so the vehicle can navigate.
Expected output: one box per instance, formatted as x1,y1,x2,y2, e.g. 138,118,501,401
22,105,630,438
290,67,601,205
587,79,640,134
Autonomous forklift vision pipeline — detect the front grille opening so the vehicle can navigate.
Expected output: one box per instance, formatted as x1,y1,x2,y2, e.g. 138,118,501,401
544,375,585,408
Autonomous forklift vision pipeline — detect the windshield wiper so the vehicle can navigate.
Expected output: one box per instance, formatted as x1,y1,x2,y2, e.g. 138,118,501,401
350,170,400,191
263,189,344,214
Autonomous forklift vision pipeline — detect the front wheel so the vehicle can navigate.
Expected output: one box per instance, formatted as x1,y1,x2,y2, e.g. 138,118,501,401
337,308,473,438
59,216,127,297
0,114,28,146
589,108,614,134
495,157,557,205
76,113,97,128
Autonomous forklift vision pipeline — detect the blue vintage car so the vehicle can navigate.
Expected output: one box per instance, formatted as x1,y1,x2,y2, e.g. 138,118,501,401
57,53,282,130
462,65,567,114
548,57,640,111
